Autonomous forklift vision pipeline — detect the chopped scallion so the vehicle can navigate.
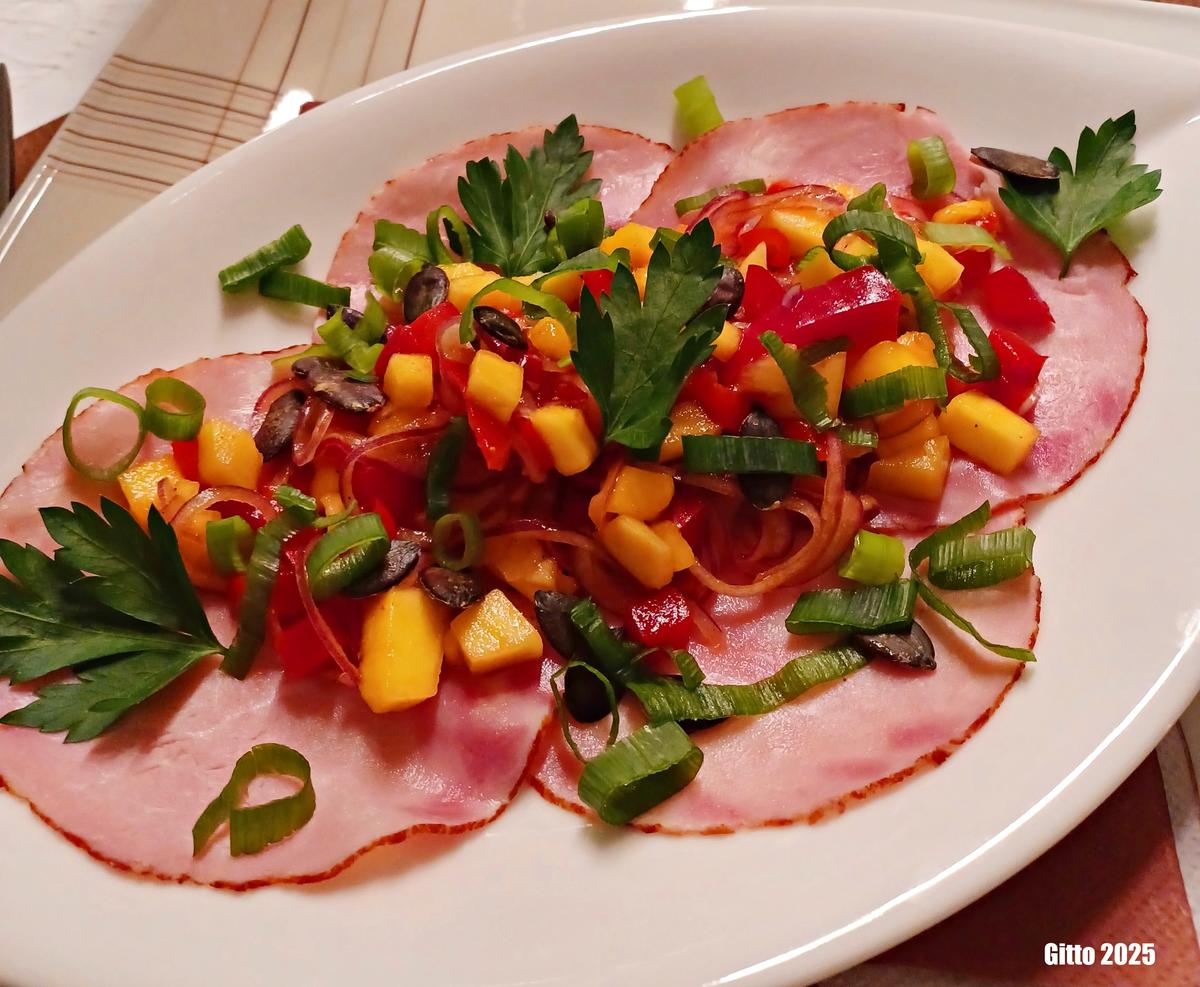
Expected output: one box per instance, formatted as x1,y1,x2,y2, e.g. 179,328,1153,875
922,221,1011,259
426,416,468,523
569,598,642,685
61,387,147,482
840,366,947,419
838,530,906,585
577,722,703,826
907,136,957,199
927,525,1035,590
431,512,483,571
205,516,254,576
761,331,836,430
551,661,621,762
673,75,724,141
458,278,576,344
681,435,820,476
258,270,350,309
552,197,606,258
143,376,206,441
218,225,312,293
673,178,767,217
785,580,916,635
426,205,472,263
940,303,1000,383
305,513,390,601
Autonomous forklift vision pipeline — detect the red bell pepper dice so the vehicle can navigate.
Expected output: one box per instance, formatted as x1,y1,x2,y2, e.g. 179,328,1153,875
737,227,791,270
466,400,512,470
740,264,786,322
985,326,1047,410
273,616,332,678
951,248,994,292
515,415,554,474
580,269,614,302
628,589,695,650
979,266,1054,333
374,300,458,375
680,366,750,433
171,440,200,480
669,488,707,541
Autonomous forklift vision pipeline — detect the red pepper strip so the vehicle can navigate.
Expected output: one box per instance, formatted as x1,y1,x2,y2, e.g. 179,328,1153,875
737,227,791,269
351,458,424,529
740,264,786,323
628,589,694,650
979,266,1055,333
374,300,458,376
269,528,321,623
984,326,1047,410
466,400,512,470
949,246,994,293
272,595,364,678
581,269,614,302
225,573,247,612
975,211,1002,236
172,439,200,480
669,488,707,541
680,365,751,433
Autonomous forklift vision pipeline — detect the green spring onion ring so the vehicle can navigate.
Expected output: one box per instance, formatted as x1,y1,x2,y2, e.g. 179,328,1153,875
142,376,206,441
220,491,318,679
785,580,916,635
369,248,426,300
927,525,1035,591
922,221,1011,259
840,366,947,419
305,513,390,601
761,331,837,430
552,198,606,258
458,278,576,344
909,501,1036,662
628,644,868,724
907,135,957,199
681,435,820,476
426,417,468,523
941,302,1000,383
577,722,703,826
669,650,706,690
258,269,351,309
432,512,484,571
426,205,472,264
569,598,642,685
192,743,316,857
318,310,384,378
206,515,254,575
673,178,767,217
61,387,147,482
673,75,724,141
836,425,878,450
837,531,906,586
550,660,621,763
823,209,922,264
218,225,312,293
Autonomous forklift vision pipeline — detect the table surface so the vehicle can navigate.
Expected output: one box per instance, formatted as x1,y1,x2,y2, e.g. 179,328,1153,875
4,2,1200,984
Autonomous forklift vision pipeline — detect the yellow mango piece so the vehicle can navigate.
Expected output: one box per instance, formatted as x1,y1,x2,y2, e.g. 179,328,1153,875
737,242,769,277
846,339,940,437
383,353,434,411
761,208,830,257
875,413,941,459
836,234,876,259
197,419,263,490
650,520,695,571
867,436,951,502
931,199,995,224
600,223,657,267
359,587,449,713
118,455,187,527
529,405,598,476
660,401,720,463
466,350,523,424
484,535,559,599
632,266,648,300
940,392,1039,475
828,182,861,200
445,271,525,313
311,465,344,517
608,466,675,521
451,589,543,674
712,321,741,362
795,247,844,289
600,515,674,589
443,627,462,666
538,271,583,306
528,317,572,361
813,351,846,419
915,237,964,298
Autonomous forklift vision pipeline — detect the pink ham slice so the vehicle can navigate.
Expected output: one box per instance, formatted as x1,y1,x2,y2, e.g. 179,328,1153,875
634,102,1145,530
531,510,1038,832
0,352,550,887
327,124,674,308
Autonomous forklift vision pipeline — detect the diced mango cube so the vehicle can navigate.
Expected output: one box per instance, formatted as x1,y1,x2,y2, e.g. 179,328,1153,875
312,465,344,517
795,247,844,289
118,455,187,527
538,271,583,306
600,515,674,589
608,466,675,521
451,589,543,674
197,419,263,490
761,208,830,257
931,199,995,224
484,535,559,599
915,238,964,298
867,436,951,502
835,234,877,259
383,353,434,410
660,401,720,462
443,627,462,666
846,339,940,437
651,520,695,571
632,266,648,300
529,405,598,476
600,223,657,267
466,350,523,424
712,321,741,362
738,242,769,277
875,413,941,459
813,351,847,419
940,391,1039,475
359,587,449,713
443,266,524,313
528,317,572,361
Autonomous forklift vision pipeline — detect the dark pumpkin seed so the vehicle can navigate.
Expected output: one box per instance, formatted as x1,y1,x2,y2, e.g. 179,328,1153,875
403,265,449,324
253,389,305,460
701,265,745,317
738,407,791,509
343,540,421,597
970,146,1060,182
324,305,363,328
533,590,586,660
291,355,344,382
309,376,385,414
563,663,621,723
851,621,936,670
419,566,484,609
474,306,527,350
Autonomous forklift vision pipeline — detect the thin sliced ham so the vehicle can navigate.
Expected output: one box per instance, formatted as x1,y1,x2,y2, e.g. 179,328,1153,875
634,102,1145,530
0,352,550,887
531,510,1038,832
327,125,674,308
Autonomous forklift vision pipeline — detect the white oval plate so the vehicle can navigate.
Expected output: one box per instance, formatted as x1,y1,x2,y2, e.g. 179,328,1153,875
2,7,1199,986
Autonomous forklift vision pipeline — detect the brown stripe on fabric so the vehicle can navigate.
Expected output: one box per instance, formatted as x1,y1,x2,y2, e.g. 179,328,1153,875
110,52,275,94
404,0,427,69
59,128,207,166
77,102,225,140
93,78,265,121
203,0,278,162
45,154,172,188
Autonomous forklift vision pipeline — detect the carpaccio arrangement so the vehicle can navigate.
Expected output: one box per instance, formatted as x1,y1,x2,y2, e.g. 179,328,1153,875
0,79,1161,887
